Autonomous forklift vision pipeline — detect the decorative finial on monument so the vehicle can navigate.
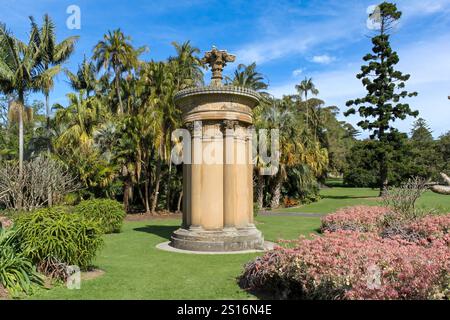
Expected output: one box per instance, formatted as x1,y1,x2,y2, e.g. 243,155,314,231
201,47,236,87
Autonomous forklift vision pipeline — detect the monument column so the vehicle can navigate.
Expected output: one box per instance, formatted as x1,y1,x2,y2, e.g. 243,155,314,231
170,47,265,252
190,121,202,229
223,120,237,229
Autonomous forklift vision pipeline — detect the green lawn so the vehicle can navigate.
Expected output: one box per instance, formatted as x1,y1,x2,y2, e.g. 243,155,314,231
276,188,450,214
29,186,450,300
30,216,321,300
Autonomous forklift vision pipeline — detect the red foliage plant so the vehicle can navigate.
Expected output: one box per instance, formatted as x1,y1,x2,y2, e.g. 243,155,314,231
240,231,450,300
321,206,390,233
405,215,450,246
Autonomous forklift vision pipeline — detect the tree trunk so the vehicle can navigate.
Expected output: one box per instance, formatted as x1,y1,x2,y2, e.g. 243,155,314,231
18,101,24,177
17,95,24,211
144,180,150,213
430,173,450,195
270,174,283,209
256,173,265,209
379,151,388,197
177,190,183,213
151,161,162,213
430,185,450,195
123,181,132,213
115,66,123,115
166,162,172,212
45,92,53,207
137,185,146,215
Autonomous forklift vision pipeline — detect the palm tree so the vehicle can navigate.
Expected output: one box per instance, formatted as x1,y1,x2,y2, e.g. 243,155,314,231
227,62,268,92
169,41,203,89
93,29,147,115
140,61,179,212
29,14,78,136
260,101,297,208
29,14,78,206
259,97,328,209
295,77,319,130
0,23,57,175
65,55,97,98
53,91,105,151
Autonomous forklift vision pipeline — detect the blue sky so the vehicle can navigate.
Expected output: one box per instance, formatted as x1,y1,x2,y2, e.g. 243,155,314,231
1,0,450,137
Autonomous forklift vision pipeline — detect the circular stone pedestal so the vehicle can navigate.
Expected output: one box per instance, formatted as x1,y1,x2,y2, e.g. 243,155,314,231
170,226,264,252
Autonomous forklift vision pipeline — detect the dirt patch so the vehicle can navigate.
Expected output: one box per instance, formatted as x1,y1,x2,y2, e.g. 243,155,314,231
0,284,9,300
81,269,105,281
125,212,182,221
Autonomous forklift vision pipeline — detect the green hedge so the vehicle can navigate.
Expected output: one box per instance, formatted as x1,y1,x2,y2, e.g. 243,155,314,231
13,207,103,271
74,199,125,234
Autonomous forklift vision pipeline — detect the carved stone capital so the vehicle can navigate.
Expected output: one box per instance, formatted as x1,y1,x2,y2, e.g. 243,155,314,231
201,47,236,86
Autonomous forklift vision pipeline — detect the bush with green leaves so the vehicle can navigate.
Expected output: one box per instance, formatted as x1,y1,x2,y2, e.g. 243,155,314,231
13,207,103,271
0,230,43,297
74,199,125,234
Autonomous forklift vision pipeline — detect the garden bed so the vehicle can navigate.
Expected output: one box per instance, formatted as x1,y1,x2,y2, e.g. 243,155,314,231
240,205,450,300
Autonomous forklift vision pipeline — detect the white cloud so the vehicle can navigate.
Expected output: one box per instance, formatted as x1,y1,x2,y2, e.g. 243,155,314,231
292,68,303,77
234,3,366,65
399,0,450,16
269,35,450,138
311,54,335,64
236,35,316,65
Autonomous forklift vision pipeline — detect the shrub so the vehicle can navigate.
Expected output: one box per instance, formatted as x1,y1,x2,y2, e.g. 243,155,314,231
403,215,450,246
0,230,43,297
321,206,390,233
283,197,299,208
0,157,81,211
74,199,125,234
13,207,103,272
322,206,450,247
382,177,428,220
239,231,450,300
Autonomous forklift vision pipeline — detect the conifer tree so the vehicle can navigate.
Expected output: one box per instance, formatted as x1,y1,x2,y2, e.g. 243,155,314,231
345,2,418,195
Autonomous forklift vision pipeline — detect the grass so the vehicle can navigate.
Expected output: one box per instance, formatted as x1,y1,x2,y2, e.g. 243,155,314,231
276,188,450,214
30,216,321,300
27,185,450,299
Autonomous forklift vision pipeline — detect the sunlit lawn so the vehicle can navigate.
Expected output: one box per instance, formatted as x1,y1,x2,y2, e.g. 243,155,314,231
276,187,450,214
30,216,321,300
29,185,450,299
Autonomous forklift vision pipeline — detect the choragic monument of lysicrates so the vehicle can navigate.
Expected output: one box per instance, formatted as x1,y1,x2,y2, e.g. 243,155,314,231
169,47,266,252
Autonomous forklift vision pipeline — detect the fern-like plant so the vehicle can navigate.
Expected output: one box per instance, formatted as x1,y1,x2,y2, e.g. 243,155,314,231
74,199,125,234
13,207,103,271
0,229,43,297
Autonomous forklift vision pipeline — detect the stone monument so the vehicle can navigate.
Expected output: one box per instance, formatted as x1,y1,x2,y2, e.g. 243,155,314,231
169,47,265,252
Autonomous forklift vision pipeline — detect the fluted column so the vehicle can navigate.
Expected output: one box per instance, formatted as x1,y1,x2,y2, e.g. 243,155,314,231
200,121,223,230
247,126,255,226
234,124,250,228
190,121,202,229
223,120,237,229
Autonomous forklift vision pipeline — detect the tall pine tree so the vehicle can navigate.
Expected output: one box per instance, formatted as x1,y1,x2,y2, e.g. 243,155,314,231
345,2,418,195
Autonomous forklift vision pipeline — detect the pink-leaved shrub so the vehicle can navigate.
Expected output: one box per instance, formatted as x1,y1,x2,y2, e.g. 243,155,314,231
404,215,450,246
321,206,450,246
321,206,390,233
239,231,450,300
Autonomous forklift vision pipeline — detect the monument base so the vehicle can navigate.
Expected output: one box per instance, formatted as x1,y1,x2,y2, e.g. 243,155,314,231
170,225,265,252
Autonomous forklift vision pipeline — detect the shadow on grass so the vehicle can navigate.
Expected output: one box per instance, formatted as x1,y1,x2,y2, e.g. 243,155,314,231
133,225,178,241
